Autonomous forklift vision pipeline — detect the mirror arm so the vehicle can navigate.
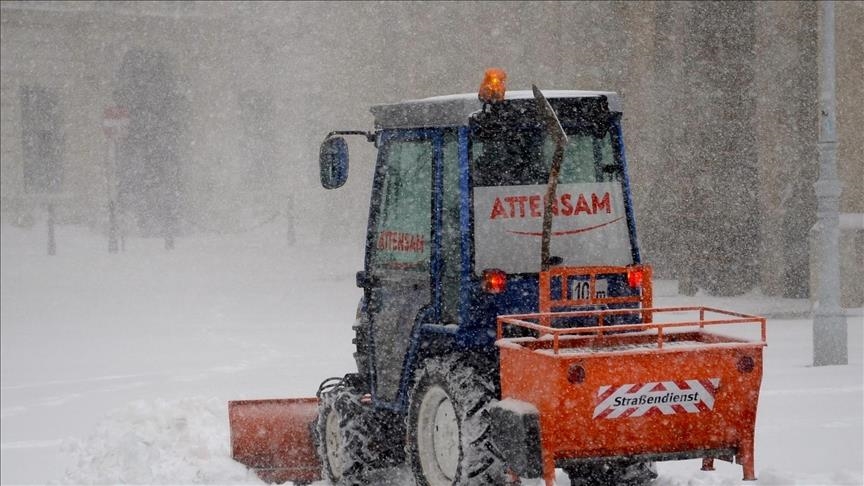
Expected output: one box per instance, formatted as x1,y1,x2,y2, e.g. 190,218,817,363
325,130,376,143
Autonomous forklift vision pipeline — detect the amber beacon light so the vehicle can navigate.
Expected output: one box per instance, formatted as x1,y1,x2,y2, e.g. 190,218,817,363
478,68,507,103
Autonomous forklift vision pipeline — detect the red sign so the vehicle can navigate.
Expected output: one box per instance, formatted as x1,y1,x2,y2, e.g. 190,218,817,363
103,106,129,139
377,230,425,254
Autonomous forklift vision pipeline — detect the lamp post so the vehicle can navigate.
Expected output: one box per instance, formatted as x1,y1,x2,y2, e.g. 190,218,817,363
812,0,846,366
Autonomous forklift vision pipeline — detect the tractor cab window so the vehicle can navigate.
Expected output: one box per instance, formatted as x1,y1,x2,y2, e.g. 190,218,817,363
371,138,433,272
472,128,618,187
470,123,633,275
440,131,461,324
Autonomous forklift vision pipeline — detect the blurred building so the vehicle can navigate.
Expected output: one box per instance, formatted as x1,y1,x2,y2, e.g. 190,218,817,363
1,1,861,302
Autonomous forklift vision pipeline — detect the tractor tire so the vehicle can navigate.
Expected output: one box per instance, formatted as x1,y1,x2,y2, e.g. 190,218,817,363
315,385,376,485
352,313,371,380
564,460,657,486
407,354,506,486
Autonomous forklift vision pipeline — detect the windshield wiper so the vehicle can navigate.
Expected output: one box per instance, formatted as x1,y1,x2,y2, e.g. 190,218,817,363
532,85,569,272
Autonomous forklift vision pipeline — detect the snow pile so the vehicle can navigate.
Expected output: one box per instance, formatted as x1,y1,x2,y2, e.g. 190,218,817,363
58,397,261,485
3,223,860,485
653,468,864,486
495,397,540,416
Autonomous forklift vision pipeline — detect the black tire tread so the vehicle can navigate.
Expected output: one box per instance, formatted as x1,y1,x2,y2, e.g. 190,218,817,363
407,354,505,486
565,460,658,486
315,385,374,485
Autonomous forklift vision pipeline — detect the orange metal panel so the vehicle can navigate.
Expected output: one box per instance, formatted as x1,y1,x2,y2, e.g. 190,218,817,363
228,397,321,484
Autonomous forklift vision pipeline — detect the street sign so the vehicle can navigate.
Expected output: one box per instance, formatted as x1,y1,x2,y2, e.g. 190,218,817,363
103,106,129,139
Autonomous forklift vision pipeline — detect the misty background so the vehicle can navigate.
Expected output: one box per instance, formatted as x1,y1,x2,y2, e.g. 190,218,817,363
1,1,862,301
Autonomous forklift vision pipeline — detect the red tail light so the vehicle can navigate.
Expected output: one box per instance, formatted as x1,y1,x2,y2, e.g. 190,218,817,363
482,269,507,294
627,267,644,288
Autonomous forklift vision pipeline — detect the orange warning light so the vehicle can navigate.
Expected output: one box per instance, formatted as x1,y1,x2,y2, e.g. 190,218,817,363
478,68,507,104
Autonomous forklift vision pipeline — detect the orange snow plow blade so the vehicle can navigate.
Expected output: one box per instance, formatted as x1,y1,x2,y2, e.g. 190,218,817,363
228,398,321,484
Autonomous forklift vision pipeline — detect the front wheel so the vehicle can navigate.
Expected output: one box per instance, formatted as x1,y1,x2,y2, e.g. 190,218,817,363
315,384,374,485
407,354,505,486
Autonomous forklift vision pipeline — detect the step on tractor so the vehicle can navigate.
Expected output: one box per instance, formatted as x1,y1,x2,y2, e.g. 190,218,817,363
228,69,767,486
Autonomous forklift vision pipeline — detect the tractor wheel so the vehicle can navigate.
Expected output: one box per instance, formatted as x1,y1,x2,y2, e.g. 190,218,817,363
315,385,376,485
352,311,371,380
564,460,658,486
407,354,506,486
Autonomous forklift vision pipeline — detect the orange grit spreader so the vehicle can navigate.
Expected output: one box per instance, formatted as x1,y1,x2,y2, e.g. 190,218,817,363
492,268,766,485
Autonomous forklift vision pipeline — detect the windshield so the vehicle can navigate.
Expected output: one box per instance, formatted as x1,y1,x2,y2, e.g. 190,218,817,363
471,126,634,274
472,128,618,186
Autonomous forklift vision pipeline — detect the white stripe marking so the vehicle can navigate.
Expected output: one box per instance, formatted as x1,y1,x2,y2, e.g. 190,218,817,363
593,378,720,419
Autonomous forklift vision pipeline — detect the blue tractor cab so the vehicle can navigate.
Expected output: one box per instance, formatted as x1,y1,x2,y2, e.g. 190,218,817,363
321,80,645,413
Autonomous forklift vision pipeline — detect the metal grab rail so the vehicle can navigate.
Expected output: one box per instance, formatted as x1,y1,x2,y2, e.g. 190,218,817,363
496,306,766,355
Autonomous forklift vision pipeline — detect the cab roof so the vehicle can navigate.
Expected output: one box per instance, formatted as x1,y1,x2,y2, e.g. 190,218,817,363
370,90,622,130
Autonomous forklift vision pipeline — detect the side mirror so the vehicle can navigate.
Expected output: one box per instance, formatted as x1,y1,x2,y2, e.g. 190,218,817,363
319,136,349,189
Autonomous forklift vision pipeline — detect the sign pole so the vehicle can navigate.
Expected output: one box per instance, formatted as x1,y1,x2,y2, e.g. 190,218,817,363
108,199,119,253
103,106,129,254
813,0,846,366
47,202,56,256
107,136,119,253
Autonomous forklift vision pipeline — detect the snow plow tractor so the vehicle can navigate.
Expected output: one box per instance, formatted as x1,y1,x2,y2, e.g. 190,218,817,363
228,69,767,486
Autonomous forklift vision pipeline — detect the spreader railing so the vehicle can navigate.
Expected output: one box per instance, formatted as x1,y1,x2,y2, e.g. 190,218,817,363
497,306,766,355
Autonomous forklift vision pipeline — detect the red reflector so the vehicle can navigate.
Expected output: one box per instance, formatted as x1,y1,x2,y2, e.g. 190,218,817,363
482,269,507,294
628,268,644,288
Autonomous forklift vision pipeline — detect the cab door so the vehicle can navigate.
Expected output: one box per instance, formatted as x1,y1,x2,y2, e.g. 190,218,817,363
362,130,435,405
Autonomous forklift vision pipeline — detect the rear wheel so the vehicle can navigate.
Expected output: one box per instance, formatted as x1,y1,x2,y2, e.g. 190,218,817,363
407,354,505,486
564,460,657,486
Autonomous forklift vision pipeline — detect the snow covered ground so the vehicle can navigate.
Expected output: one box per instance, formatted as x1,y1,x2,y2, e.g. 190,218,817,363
2,222,861,485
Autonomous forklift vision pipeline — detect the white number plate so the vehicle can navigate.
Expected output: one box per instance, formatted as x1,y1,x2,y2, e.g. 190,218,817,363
570,278,608,300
